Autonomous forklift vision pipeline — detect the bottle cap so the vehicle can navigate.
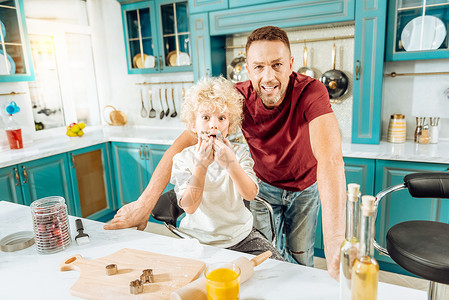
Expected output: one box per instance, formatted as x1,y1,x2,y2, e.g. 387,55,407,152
391,113,405,119
361,195,376,215
347,183,361,202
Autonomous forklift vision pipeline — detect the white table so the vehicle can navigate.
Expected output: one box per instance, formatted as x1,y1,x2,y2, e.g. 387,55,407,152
0,201,426,299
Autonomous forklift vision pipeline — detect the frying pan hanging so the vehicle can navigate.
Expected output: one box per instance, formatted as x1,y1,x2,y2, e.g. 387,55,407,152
319,44,348,99
297,46,315,78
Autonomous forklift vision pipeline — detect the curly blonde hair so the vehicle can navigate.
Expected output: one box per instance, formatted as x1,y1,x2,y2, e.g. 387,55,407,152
180,76,243,135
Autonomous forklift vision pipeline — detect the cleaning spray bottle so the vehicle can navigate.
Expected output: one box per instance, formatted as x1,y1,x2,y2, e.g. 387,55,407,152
5,101,23,149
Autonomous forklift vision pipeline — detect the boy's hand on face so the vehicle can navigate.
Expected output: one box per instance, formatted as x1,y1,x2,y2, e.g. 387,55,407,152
213,138,237,169
195,136,214,169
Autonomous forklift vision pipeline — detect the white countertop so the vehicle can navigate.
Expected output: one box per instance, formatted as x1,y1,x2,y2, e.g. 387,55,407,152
1,126,448,168
0,201,426,299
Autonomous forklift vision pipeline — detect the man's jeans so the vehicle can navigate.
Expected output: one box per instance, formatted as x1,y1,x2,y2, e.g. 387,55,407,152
250,180,320,266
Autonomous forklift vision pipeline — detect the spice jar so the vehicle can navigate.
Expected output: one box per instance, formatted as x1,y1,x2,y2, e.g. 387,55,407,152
387,114,406,143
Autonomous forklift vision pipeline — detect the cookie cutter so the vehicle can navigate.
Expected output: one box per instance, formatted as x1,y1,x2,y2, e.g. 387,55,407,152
140,269,154,283
105,264,118,275
129,279,143,294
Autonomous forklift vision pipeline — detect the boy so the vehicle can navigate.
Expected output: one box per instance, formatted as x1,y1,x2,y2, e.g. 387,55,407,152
171,76,283,259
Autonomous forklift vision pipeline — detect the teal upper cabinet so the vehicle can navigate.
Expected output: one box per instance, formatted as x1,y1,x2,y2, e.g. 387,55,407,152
119,0,192,74
208,0,355,35
0,0,34,82
228,0,284,9
386,0,449,61
351,0,387,144
189,13,212,80
189,0,228,13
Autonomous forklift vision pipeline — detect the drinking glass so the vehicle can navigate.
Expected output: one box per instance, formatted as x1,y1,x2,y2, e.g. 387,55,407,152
205,262,240,300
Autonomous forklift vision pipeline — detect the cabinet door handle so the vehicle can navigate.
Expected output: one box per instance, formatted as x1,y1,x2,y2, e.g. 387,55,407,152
71,154,75,168
145,145,150,160
143,147,148,160
139,146,143,160
155,56,159,71
355,60,360,80
14,168,20,186
159,56,163,70
22,166,28,184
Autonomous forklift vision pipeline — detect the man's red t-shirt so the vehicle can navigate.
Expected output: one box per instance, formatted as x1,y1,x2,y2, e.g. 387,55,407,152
235,72,333,192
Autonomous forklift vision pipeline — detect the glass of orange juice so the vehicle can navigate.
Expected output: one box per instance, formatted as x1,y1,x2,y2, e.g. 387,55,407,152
205,262,240,300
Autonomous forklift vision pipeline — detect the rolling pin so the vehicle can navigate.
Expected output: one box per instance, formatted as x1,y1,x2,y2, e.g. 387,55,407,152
170,250,272,300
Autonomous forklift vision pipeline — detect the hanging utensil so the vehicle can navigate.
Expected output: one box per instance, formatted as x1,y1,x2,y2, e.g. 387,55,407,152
140,89,148,118
159,88,165,119
148,88,156,118
319,43,349,99
227,52,249,84
297,46,315,78
170,88,177,118
165,88,170,117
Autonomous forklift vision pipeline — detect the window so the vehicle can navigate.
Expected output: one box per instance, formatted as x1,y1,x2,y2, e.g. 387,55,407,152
25,0,100,133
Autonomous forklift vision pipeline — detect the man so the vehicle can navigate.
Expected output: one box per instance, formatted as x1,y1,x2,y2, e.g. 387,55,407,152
105,26,346,280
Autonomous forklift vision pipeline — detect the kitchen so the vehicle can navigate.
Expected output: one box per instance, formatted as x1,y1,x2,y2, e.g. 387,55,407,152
1,0,449,299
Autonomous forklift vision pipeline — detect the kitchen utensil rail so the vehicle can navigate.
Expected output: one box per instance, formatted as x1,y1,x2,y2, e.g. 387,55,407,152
385,71,449,77
136,80,193,85
225,34,354,50
0,91,26,96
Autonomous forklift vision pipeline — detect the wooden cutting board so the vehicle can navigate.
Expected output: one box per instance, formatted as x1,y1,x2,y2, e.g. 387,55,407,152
60,248,205,299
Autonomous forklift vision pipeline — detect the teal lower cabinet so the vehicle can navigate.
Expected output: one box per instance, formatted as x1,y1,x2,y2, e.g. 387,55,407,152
0,165,25,204
344,157,376,195
68,144,115,221
374,159,449,275
0,154,75,214
314,157,375,256
111,142,173,208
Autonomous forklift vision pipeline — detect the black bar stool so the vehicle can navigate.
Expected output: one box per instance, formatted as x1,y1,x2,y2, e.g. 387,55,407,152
151,189,276,246
373,172,449,300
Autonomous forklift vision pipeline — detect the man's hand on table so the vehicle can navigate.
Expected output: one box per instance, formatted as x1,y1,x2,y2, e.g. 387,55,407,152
324,235,344,281
103,199,151,231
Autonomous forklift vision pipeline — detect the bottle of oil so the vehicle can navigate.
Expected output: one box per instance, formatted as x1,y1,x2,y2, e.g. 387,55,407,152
351,195,379,300
339,183,361,300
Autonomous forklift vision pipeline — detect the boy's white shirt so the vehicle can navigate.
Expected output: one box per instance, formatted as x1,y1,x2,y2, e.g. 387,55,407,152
170,143,258,248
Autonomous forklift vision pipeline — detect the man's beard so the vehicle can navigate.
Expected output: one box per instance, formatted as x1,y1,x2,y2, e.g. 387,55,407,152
257,86,285,108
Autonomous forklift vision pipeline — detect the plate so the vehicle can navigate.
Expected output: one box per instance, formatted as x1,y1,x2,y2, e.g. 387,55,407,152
401,15,447,52
132,53,148,69
176,52,190,66
166,51,190,66
0,50,15,75
167,50,178,66
144,55,155,68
